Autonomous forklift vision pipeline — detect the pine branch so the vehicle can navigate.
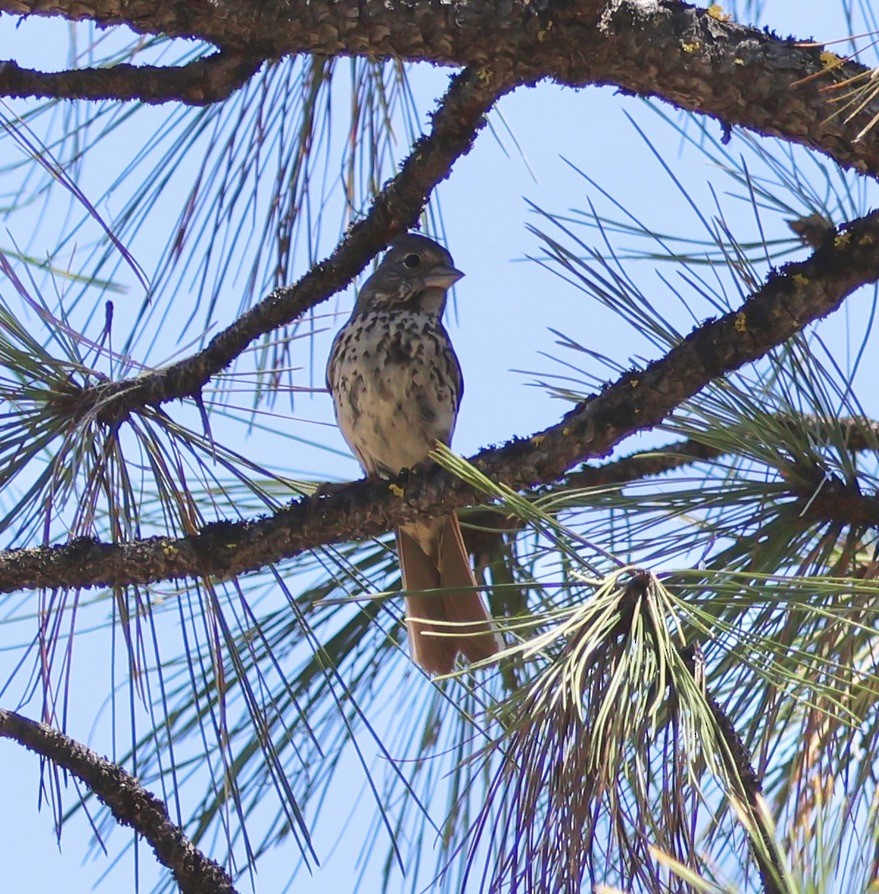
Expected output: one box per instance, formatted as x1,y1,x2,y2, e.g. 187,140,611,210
0,50,263,104
560,419,879,531
575,2,879,177
564,439,727,488
60,63,510,424
0,709,238,894
4,208,879,594
4,2,879,176
800,473,879,528
473,211,879,488
563,414,879,494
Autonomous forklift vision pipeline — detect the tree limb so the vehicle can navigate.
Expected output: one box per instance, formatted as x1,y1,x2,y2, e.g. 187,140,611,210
0,709,239,894
557,1,879,177
14,2,879,429
0,50,263,104
563,427,879,532
4,208,879,593
562,416,879,490
61,63,511,424
5,1,879,176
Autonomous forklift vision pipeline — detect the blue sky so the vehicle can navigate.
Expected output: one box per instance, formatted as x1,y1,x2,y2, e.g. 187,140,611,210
0,3,875,892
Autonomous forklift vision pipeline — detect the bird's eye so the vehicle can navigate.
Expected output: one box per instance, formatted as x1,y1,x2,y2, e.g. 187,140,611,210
403,253,421,269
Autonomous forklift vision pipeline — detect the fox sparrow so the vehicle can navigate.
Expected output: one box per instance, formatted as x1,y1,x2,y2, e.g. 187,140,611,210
326,233,501,674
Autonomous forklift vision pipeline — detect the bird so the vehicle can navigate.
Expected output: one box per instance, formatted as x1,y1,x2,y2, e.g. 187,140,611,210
326,233,502,675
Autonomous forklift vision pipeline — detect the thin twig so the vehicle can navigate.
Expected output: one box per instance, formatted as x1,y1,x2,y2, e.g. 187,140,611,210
0,50,263,105
563,416,879,490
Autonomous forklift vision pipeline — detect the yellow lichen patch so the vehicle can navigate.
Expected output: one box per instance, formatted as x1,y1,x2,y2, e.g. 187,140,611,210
792,273,809,288
819,50,842,69
161,540,179,558
834,231,852,248
531,434,546,445
707,4,730,22
734,313,747,333
681,40,701,54
389,483,405,498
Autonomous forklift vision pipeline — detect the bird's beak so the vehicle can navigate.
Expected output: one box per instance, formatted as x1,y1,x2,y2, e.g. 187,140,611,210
423,263,464,289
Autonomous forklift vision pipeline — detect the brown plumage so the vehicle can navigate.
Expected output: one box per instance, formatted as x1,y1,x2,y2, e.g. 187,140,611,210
326,233,502,674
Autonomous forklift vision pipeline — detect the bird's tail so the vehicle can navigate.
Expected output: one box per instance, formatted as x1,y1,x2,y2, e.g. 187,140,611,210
397,514,502,675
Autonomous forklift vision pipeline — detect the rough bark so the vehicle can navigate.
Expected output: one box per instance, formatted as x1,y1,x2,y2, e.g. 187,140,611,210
0,50,263,104
57,63,511,424
2,2,875,889
3,1,879,176
0,709,239,894
3,208,879,593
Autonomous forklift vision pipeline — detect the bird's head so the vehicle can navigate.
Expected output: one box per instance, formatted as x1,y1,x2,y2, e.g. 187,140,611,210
353,233,463,316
